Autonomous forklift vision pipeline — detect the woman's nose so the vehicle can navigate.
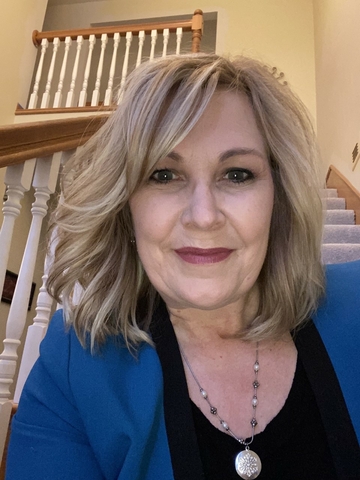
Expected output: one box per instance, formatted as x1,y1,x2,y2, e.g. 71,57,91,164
181,183,225,230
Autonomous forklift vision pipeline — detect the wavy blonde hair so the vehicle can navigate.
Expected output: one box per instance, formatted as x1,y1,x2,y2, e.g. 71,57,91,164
47,54,324,350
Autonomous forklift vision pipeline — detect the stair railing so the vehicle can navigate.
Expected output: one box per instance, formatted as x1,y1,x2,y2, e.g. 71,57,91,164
0,115,107,461
22,9,203,113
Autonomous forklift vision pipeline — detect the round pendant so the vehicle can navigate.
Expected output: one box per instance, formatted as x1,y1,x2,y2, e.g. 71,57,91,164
235,449,262,479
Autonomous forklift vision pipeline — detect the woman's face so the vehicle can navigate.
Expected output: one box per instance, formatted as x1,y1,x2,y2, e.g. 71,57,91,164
129,91,274,312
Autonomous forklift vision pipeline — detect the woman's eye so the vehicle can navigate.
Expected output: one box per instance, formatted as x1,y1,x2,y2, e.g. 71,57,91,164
224,169,254,183
150,169,178,184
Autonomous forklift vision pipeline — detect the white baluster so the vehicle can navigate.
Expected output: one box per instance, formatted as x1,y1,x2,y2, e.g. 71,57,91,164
28,39,49,109
13,150,72,402
66,36,84,108
136,30,145,67
0,161,36,300
176,28,183,55
150,29,158,61
162,28,170,57
118,32,133,103
91,34,108,106
0,153,60,460
78,34,96,107
104,33,120,106
13,270,54,403
41,37,61,109
0,154,61,404
53,36,72,108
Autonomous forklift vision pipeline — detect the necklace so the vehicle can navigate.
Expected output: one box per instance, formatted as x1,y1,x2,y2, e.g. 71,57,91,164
180,343,262,479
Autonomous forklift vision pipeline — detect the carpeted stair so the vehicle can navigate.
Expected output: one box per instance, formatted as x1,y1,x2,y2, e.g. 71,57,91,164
322,188,360,264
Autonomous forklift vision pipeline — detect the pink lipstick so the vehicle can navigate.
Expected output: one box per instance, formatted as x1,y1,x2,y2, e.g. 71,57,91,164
175,247,233,265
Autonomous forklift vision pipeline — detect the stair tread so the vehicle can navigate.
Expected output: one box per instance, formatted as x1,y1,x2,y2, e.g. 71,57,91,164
322,243,360,248
323,225,360,243
324,209,355,225
321,243,360,264
320,188,338,198
322,197,346,209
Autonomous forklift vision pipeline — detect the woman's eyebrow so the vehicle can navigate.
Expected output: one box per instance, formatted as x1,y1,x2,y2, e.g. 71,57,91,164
166,147,266,163
219,148,266,162
166,151,183,162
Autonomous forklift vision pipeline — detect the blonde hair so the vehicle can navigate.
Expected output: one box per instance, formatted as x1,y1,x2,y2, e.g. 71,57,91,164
47,54,324,349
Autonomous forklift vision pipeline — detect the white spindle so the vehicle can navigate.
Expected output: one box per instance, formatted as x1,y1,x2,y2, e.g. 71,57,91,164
118,32,133,103
0,154,60,460
0,154,60,403
91,34,108,106
136,30,145,67
41,37,61,109
162,28,170,57
0,161,36,300
66,35,84,108
150,29,158,61
78,34,96,107
13,150,72,402
13,270,54,403
104,33,120,106
28,39,49,109
176,28,183,55
53,36,72,108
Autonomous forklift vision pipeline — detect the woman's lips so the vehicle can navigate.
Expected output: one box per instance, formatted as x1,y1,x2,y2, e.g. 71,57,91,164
174,247,234,264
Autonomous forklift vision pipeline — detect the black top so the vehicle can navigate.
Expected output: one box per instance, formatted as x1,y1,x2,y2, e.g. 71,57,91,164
150,301,360,480
191,356,337,479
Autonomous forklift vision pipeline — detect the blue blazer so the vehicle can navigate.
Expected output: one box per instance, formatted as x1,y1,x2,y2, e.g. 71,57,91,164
6,261,360,479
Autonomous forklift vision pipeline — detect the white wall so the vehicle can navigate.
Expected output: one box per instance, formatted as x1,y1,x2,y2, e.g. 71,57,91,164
313,0,360,189
43,0,317,118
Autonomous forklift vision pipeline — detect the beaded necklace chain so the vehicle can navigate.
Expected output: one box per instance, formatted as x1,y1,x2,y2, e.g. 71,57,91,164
179,343,262,479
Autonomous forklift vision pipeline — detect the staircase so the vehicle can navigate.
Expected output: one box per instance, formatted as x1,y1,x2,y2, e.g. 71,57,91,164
322,188,360,264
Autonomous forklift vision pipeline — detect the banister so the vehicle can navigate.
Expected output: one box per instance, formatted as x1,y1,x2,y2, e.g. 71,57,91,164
33,9,203,53
0,115,109,169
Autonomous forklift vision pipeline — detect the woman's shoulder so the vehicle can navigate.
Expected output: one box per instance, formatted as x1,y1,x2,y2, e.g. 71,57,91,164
312,259,360,346
323,258,360,297
10,311,171,479
20,309,163,416
311,260,360,441
315,259,360,325
40,308,161,381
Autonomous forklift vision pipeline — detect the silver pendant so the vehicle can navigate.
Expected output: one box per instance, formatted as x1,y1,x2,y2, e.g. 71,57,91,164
235,448,262,479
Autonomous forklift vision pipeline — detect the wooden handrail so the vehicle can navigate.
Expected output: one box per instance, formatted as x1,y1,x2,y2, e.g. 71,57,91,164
33,9,203,53
0,115,109,169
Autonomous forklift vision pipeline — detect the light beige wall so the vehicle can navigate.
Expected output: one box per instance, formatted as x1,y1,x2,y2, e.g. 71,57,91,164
313,0,360,189
0,0,48,126
44,0,317,118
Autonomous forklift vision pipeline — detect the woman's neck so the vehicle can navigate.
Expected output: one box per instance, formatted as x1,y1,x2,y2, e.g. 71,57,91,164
168,291,260,347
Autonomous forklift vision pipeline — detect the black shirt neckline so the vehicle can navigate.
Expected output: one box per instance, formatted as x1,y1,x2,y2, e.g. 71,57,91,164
150,301,360,480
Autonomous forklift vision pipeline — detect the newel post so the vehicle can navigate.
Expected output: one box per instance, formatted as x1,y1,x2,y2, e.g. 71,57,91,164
191,9,203,53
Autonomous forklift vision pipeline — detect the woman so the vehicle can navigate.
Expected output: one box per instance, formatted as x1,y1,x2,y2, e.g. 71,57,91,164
6,55,360,479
